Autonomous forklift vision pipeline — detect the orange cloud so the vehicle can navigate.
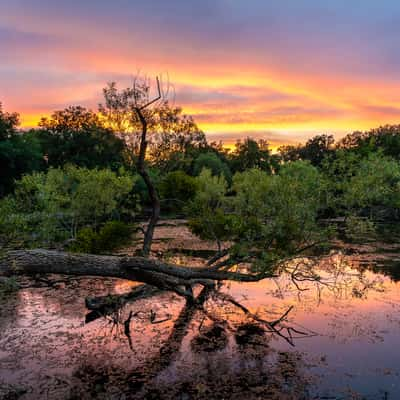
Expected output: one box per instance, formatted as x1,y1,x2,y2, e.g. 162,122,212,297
2,3,400,148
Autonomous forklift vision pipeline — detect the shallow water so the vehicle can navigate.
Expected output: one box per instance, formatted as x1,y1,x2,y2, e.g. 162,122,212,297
1,252,400,399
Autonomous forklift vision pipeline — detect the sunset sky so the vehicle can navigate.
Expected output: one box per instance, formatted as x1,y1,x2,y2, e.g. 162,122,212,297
1,0,400,147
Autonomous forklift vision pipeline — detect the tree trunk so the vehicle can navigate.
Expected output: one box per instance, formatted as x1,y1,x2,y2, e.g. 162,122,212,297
0,249,273,297
135,107,160,257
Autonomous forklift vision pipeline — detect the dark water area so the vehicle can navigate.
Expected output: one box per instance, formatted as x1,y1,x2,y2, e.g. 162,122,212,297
1,250,400,399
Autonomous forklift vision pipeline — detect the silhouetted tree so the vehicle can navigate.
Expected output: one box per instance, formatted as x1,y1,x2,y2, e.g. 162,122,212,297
278,134,334,167
337,125,400,160
0,104,44,196
99,81,207,171
277,144,303,163
229,138,272,173
300,134,335,167
34,106,126,170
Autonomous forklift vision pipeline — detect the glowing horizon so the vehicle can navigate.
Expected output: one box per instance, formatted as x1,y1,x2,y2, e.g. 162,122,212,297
2,1,400,147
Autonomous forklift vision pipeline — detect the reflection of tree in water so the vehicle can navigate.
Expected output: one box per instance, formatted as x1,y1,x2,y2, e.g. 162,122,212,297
363,258,400,282
0,252,389,399
69,253,390,399
71,286,313,399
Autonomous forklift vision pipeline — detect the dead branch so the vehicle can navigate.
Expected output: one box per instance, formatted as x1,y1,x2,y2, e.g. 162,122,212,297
214,292,315,346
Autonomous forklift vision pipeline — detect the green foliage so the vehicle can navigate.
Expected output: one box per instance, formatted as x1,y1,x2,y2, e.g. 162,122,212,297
341,153,400,211
193,152,232,182
337,125,400,160
187,162,329,266
230,162,328,255
0,166,137,246
300,134,335,167
278,134,334,167
159,171,198,213
187,169,233,242
0,196,32,245
0,103,19,140
0,277,19,298
69,227,98,253
69,221,133,254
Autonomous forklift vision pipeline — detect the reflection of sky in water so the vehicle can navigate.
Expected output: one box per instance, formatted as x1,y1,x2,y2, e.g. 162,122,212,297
0,254,400,399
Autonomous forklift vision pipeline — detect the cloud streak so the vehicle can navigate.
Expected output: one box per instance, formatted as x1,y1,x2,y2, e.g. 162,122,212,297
1,1,400,145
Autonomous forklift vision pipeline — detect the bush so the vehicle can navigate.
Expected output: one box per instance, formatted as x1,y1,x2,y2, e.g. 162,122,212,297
186,168,231,241
69,221,133,254
0,166,138,246
193,152,232,182
187,163,329,264
159,171,198,213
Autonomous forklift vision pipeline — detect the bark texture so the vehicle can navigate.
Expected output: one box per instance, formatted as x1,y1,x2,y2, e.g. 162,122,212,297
0,249,273,298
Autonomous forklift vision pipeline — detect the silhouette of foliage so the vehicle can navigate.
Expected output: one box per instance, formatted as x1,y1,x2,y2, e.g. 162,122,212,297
35,106,126,170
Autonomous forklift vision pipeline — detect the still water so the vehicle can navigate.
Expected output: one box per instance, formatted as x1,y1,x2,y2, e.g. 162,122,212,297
0,251,400,399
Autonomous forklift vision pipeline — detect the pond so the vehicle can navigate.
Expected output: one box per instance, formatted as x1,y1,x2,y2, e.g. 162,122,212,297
1,238,400,399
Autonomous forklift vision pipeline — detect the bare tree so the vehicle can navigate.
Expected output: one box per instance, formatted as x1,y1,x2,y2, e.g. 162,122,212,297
134,77,162,256
99,76,165,256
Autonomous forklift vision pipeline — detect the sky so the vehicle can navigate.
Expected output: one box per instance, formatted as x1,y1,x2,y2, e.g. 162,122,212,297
1,0,400,148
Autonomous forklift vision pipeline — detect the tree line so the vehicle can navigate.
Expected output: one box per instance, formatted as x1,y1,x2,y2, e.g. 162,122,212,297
2,79,400,254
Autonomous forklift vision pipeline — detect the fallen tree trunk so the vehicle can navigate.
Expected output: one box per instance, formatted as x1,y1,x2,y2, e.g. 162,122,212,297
0,249,316,346
0,249,274,298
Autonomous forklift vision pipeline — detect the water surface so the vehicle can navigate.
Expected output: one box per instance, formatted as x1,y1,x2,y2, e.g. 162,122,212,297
0,251,400,399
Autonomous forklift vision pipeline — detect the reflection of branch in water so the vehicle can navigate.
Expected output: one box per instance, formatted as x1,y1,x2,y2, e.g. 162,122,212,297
85,284,161,323
114,286,214,398
79,282,319,397
213,292,317,346
124,310,134,351
282,252,386,302
84,251,386,362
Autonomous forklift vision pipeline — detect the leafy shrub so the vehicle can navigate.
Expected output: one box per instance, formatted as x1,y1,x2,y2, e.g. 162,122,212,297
186,168,233,242
193,152,232,182
0,166,138,246
159,171,198,213
69,221,133,254
187,162,330,267
95,221,133,252
69,227,98,253
342,153,400,210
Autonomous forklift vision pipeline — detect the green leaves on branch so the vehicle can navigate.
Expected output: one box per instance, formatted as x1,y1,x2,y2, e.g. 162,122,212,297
0,166,138,246
69,221,134,254
342,153,400,210
187,162,330,265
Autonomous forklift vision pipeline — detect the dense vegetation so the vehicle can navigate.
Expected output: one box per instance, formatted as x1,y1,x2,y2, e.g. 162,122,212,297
2,87,400,257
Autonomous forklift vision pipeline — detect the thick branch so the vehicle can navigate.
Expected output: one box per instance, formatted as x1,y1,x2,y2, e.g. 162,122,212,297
0,250,274,290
